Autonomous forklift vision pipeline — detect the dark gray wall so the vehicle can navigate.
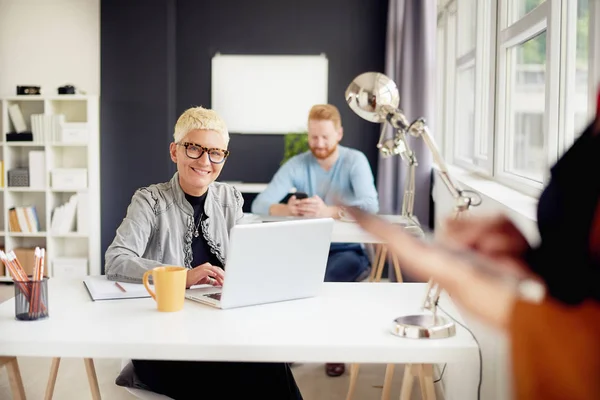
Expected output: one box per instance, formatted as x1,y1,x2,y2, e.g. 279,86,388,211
100,0,388,268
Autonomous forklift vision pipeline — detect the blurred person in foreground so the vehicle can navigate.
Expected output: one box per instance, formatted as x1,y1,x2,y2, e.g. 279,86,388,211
343,97,600,400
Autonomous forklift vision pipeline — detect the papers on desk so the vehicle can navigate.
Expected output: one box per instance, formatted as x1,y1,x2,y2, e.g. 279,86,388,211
83,275,152,301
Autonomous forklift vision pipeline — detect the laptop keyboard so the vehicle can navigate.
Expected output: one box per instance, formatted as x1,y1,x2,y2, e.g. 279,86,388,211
205,292,222,301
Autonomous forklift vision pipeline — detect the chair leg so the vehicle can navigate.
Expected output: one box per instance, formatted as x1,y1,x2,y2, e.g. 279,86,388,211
374,246,388,282
381,364,395,400
44,357,61,400
83,358,101,400
399,364,414,400
369,245,383,282
0,357,26,400
391,254,403,283
345,363,361,400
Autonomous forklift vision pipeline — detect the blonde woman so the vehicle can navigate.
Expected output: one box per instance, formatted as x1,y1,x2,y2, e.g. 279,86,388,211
106,107,303,399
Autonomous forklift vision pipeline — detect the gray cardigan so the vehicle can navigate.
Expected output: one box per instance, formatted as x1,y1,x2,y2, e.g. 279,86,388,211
105,173,244,283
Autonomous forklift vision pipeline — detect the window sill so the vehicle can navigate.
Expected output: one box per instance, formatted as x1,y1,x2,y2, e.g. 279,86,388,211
441,165,539,222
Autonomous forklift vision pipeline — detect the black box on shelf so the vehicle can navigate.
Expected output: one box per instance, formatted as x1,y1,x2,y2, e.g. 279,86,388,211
8,168,29,187
16,86,41,95
6,132,33,142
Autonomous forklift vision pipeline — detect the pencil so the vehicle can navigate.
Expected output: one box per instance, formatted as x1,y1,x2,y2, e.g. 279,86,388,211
115,282,127,293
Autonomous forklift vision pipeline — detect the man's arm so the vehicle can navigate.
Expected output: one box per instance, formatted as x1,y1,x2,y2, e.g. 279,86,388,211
251,160,298,215
348,152,379,213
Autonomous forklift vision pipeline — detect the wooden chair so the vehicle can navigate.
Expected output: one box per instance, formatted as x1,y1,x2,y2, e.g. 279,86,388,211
0,356,26,400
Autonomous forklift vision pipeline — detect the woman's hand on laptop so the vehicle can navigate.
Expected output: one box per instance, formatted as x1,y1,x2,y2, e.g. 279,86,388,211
186,263,225,288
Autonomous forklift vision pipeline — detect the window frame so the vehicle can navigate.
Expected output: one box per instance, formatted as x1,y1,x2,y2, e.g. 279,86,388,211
436,0,597,199
494,1,556,196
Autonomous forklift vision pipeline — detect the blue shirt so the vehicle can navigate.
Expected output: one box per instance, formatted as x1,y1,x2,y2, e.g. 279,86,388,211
251,145,379,214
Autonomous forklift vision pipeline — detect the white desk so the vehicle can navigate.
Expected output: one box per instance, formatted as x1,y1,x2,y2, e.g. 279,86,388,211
0,279,476,364
241,214,417,244
221,182,268,193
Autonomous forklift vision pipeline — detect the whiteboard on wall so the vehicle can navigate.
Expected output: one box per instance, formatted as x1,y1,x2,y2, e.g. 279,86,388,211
211,54,328,134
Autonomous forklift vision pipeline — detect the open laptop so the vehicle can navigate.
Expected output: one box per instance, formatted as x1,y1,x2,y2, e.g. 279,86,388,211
185,218,334,309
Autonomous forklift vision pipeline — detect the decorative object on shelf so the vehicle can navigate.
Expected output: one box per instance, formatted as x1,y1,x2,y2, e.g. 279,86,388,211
16,85,41,95
58,85,76,95
345,71,483,339
281,132,309,166
7,168,29,187
57,84,86,95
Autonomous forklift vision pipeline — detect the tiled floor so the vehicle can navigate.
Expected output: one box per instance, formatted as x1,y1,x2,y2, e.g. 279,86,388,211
0,283,434,399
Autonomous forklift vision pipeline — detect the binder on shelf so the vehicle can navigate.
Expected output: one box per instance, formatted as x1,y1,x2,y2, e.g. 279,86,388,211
51,194,78,234
31,114,65,143
8,104,28,133
28,150,46,188
77,192,89,234
9,206,40,233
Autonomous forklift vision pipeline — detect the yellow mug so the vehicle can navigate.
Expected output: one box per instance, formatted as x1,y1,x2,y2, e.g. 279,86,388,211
142,266,187,312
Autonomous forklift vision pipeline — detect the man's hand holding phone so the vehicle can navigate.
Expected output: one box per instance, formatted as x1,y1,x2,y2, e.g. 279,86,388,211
286,194,305,216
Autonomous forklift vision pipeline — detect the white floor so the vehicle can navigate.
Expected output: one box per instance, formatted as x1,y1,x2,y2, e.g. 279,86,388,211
0,283,434,400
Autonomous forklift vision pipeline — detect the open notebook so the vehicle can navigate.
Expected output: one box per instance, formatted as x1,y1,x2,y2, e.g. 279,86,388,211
83,275,153,301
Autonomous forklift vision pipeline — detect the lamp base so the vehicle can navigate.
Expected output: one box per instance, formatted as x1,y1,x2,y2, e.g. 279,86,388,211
391,314,456,339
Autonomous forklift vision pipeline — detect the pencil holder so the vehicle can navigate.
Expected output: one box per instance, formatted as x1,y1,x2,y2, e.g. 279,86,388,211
14,277,49,321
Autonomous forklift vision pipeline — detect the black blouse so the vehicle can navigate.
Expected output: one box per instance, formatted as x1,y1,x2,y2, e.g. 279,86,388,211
185,190,223,269
526,120,600,304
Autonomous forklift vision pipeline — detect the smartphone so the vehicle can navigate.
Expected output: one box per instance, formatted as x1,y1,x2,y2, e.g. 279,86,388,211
294,192,309,200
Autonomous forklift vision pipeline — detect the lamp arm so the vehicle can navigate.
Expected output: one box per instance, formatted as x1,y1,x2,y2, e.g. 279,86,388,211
408,118,482,213
378,108,420,221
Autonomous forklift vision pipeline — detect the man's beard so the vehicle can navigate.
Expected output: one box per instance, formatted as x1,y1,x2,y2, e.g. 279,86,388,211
310,144,338,160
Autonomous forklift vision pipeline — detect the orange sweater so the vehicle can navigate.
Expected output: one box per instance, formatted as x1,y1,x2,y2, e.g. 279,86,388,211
510,193,600,399
510,299,600,400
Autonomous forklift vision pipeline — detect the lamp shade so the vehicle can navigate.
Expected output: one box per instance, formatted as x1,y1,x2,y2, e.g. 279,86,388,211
345,72,400,123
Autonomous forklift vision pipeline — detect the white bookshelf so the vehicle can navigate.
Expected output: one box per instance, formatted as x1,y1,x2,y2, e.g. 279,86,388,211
0,95,100,282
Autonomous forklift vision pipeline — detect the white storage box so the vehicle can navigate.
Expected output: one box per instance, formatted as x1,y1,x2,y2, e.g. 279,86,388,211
53,257,88,278
51,168,87,190
61,123,89,143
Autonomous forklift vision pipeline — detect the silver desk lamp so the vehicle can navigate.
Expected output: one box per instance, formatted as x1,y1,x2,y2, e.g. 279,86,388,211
345,72,483,339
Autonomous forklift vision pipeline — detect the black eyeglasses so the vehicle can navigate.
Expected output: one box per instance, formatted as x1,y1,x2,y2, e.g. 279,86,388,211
177,142,230,164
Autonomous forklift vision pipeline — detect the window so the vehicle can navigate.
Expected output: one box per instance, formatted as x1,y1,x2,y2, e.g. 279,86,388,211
453,0,477,165
566,0,590,145
439,0,495,174
436,0,596,196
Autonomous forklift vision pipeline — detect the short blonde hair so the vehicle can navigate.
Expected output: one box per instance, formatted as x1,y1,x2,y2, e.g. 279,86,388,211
173,106,230,144
308,104,342,130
